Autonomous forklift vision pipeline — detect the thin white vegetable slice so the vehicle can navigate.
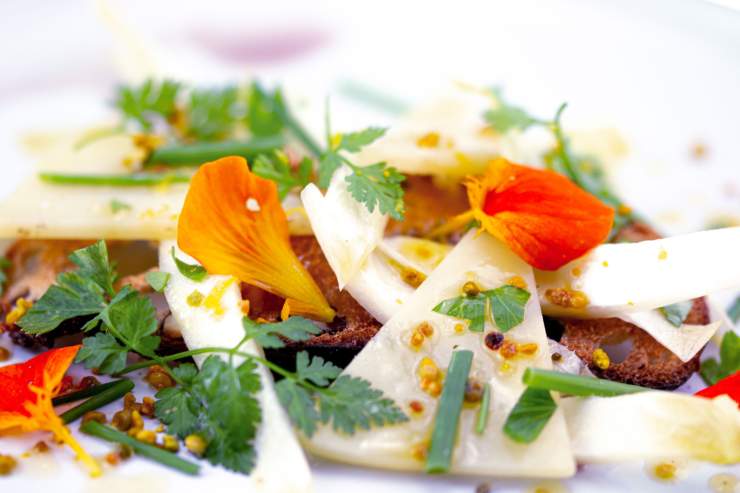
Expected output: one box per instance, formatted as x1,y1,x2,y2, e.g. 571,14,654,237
617,311,721,362
378,236,452,276
305,231,575,477
301,166,387,289
159,242,313,492
536,228,740,318
563,392,740,464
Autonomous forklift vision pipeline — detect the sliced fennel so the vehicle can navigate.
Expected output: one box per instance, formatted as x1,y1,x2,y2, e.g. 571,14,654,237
300,166,387,289
305,232,575,477
159,242,312,492
536,228,740,318
563,392,740,464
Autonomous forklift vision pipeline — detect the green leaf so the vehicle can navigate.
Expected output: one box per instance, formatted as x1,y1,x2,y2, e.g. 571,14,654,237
503,387,557,444
114,79,181,131
69,240,117,296
344,162,406,220
275,379,320,437
701,331,740,386
318,375,408,435
145,271,170,293
433,293,487,332
317,152,343,188
252,152,312,199
76,332,129,374
171,247,207,282
247,83,284,137
337,127,386,152
109,199,132,214
484,104,540,133
18,272,107,334
699,359,722,387
728,295,740,323
155,365,202,437
487,285,530,332
100,291,160,358
186,86,242,141
0,256,11,297
242,317,321,349
659,301,693,327
295,351,341,386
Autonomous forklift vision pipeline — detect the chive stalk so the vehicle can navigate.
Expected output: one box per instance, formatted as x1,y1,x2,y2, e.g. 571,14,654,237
81,421,200,476
426,350,473,474
522,368,648,397
59,379,135,424
53,380,126,406
474,382,491,435
269,88,323,158
147,136,283,166
39,172,191,187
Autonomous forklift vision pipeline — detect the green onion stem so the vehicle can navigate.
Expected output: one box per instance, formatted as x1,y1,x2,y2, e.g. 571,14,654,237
52,380,125,406
80,421,200,476
426,349,473,474
474,382,491,435
522,368,649,397
271,89,324,158
39,172,191,187
147,136,283,167
59,379,135,424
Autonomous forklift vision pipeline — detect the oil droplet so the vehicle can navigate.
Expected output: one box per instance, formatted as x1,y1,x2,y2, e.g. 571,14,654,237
645,459,687,483
709,473,739,493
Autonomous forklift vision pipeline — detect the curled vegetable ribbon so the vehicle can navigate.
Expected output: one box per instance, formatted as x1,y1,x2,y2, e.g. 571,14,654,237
435,158,614,270
0,346,101,476
177,156,335,322
696,371,740,406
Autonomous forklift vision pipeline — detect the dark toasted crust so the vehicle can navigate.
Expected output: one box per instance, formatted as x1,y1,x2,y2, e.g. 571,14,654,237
555,221,710,389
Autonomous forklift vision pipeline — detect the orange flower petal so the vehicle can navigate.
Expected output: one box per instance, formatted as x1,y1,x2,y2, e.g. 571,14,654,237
178,156,335,322
0,346,101,476
466,158,614,270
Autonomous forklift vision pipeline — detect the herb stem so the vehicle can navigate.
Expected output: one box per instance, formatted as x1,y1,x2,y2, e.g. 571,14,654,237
147,136,283,167
39,172,191,187
426,350,473,474
80,421,200,476
271,88,323,158
59,379,134,424
337,80,409,115
53,380,127,406
474,382,491,435
522,368,648,397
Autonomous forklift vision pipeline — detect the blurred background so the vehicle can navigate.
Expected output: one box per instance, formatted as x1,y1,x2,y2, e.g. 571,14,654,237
1,0,739,232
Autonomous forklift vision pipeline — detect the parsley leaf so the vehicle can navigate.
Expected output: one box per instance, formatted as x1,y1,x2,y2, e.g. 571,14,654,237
171,247,207,282
274,380,320,437
99,290,160,357
241,317,321,349
186,86,242,141
252,152,312,199
114,79,181,131
484,101,541,133
728,295,740,324
502,387,557,444
433,285,530,332
75,332,129,374
294,351,341,386
345,162,406,220
69,240,117,297
335,127,387,153
0,256,11,297
659,301,693,327
700,331,740,386
247,83,284,137
145,271,170,293
317,152,344,189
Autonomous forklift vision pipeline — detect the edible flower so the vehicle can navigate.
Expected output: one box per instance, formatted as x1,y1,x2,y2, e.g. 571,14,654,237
178,156,335,321
0,346,101,476
696,371,740,407
436,158,614,270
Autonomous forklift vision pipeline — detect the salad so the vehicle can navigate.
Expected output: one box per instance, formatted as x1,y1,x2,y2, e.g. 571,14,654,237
0,79,738,491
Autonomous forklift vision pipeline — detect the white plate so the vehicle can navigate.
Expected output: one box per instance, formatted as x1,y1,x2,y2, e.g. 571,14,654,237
1,0,739,491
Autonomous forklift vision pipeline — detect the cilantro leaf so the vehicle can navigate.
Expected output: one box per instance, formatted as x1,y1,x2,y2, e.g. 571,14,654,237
69,240,117,297
295,351,341,386
728,295,740,323
145,271,170,293
171,247,207,282
487,285,531,331
115,79,181,131
155,364,201,437
659,301,693,327
18,272,107,334
336,127,386,152
252,152,312,199
502,387,557,444
317,152,343,189
345,162,406,220
484,103,540,133
318,375,408,435
76,332,129,374
274,379,320,437
0,256,11,297
247,83,284,137
433,284,530,333
700,331,740,386
186,86,242,141
433,293,487,332
242,317,321,349
99,290,160,358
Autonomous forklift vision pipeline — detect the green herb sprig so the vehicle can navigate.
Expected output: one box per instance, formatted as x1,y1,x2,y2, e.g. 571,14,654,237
0,256,10,297
700,331,740,386
433,284,530,332
659,300,693,327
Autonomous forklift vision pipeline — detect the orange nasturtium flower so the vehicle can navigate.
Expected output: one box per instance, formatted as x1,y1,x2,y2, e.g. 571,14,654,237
0,346,100,476
178,156,335,322
443,158,615,270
